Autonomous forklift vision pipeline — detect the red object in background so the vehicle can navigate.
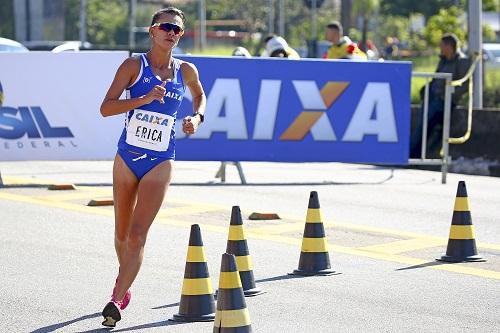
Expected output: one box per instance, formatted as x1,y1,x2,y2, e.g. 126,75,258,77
346,44,356,54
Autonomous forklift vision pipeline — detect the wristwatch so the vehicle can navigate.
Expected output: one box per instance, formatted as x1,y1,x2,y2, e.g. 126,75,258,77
193,112,204,123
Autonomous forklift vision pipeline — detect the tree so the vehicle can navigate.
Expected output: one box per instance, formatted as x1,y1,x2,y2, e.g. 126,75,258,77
424,6,466,48
352,0,378,51
0,0,15,39
86,0,128,46
341,0,353,32
380,0,461,18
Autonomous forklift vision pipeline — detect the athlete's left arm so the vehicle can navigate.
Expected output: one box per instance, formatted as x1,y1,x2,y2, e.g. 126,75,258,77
182,62,206,135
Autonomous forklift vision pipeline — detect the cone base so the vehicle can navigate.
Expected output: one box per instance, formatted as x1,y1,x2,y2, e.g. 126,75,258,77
243,287,264,297
437,255,486,263
289,268,337,276
171,312,215,322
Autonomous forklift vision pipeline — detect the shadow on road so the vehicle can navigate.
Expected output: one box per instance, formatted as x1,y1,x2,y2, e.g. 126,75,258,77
396,260,448,271
255,274,306,283
30,312,102,333
109,319,189,332
151,301,180,310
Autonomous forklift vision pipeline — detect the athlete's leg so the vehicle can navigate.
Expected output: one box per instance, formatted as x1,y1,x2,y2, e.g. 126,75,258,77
113,153,139,267
113,159,174,301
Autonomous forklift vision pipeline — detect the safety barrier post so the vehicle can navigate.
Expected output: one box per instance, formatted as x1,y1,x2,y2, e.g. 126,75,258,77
441,77,453,184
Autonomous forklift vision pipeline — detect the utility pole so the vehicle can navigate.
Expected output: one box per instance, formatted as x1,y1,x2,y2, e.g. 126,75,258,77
468,0,483,108
199,0,206,50
341,0,352,32
278,0,285,37
79,0,87,44
129,0,136,50
268,0,275,35
311,0,317,40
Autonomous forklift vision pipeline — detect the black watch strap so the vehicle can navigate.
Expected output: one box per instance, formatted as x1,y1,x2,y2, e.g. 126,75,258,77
193,112,204,123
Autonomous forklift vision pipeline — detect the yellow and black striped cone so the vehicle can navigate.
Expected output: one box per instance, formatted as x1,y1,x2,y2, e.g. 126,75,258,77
214,253,252,333
226,206,263,297
438,181,485,263
172,224,216,322
290,191,336,276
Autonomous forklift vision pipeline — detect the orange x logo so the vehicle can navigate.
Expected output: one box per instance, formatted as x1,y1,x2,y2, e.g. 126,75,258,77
280,81,349,141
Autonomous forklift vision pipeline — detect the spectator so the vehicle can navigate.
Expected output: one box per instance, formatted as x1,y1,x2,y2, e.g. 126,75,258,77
261,35,300,59
410,33,470,158
232,46,252,57
384,36,400,59
363,39,379,60
323,21,366,60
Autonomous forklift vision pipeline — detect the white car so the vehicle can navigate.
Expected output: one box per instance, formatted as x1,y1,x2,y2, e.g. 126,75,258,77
483,43,500,69
0,37,29,52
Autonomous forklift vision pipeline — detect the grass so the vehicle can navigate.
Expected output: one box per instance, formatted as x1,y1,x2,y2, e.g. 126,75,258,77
409,56,436,105
409,56,500,107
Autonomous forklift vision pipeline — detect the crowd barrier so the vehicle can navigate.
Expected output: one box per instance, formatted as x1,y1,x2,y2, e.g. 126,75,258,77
0,52,412,183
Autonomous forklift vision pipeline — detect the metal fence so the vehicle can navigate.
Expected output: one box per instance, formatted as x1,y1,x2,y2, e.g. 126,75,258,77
410,54,480,184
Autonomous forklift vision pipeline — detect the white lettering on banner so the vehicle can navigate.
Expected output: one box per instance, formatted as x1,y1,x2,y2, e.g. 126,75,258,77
292,80,337,141
342,83,398,142
291,81,327,109
181,79,397,143
252,80,281,140
194,79,248,139
310,113,337,141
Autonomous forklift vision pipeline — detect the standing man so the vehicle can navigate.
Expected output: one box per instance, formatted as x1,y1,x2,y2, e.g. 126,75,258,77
410,33,470,158
323,21,366,60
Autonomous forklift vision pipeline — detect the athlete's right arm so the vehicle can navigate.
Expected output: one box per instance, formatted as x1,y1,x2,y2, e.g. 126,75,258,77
100,57,166,117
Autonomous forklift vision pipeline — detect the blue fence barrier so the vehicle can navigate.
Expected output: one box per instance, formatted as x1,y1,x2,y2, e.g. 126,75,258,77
176,56,411,164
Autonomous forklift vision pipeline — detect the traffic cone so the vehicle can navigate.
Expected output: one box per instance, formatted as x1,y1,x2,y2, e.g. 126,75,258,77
172,224,216,322
213,253,252,333
438,181,485,262
226,206,263,296
290,191,336,276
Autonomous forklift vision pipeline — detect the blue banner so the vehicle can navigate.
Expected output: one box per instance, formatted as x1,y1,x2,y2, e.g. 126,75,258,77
176,56,411,164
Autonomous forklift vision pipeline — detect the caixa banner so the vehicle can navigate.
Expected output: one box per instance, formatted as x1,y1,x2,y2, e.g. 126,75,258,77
176,56,411,164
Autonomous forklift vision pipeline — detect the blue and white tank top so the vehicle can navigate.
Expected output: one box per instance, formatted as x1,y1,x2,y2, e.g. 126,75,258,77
117,54,185,158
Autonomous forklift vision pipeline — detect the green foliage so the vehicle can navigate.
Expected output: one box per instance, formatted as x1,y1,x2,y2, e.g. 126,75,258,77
64,0,80,40
86,0,128,46
352,0,378,17
282,0,338,47
0,0,14,39
381,0,498,18
482,0,500,12
484,69,500,108
424,6,466,48
482,24,497,43
376,15,410,45
380,0,456,18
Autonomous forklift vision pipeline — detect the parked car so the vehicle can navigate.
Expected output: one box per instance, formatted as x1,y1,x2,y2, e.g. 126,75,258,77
51,41,92,53
483,43,500,70
0,37,29,52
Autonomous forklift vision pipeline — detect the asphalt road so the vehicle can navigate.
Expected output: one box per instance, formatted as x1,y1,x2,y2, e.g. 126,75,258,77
0,161,499,332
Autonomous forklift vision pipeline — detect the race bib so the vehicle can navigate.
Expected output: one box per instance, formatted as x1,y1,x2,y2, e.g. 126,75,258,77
126,109,174,152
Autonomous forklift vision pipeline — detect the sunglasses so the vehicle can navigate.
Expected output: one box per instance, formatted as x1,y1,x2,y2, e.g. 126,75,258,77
152,22,183,35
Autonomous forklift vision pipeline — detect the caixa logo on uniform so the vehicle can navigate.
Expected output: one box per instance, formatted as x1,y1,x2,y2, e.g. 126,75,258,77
0,81,77,149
